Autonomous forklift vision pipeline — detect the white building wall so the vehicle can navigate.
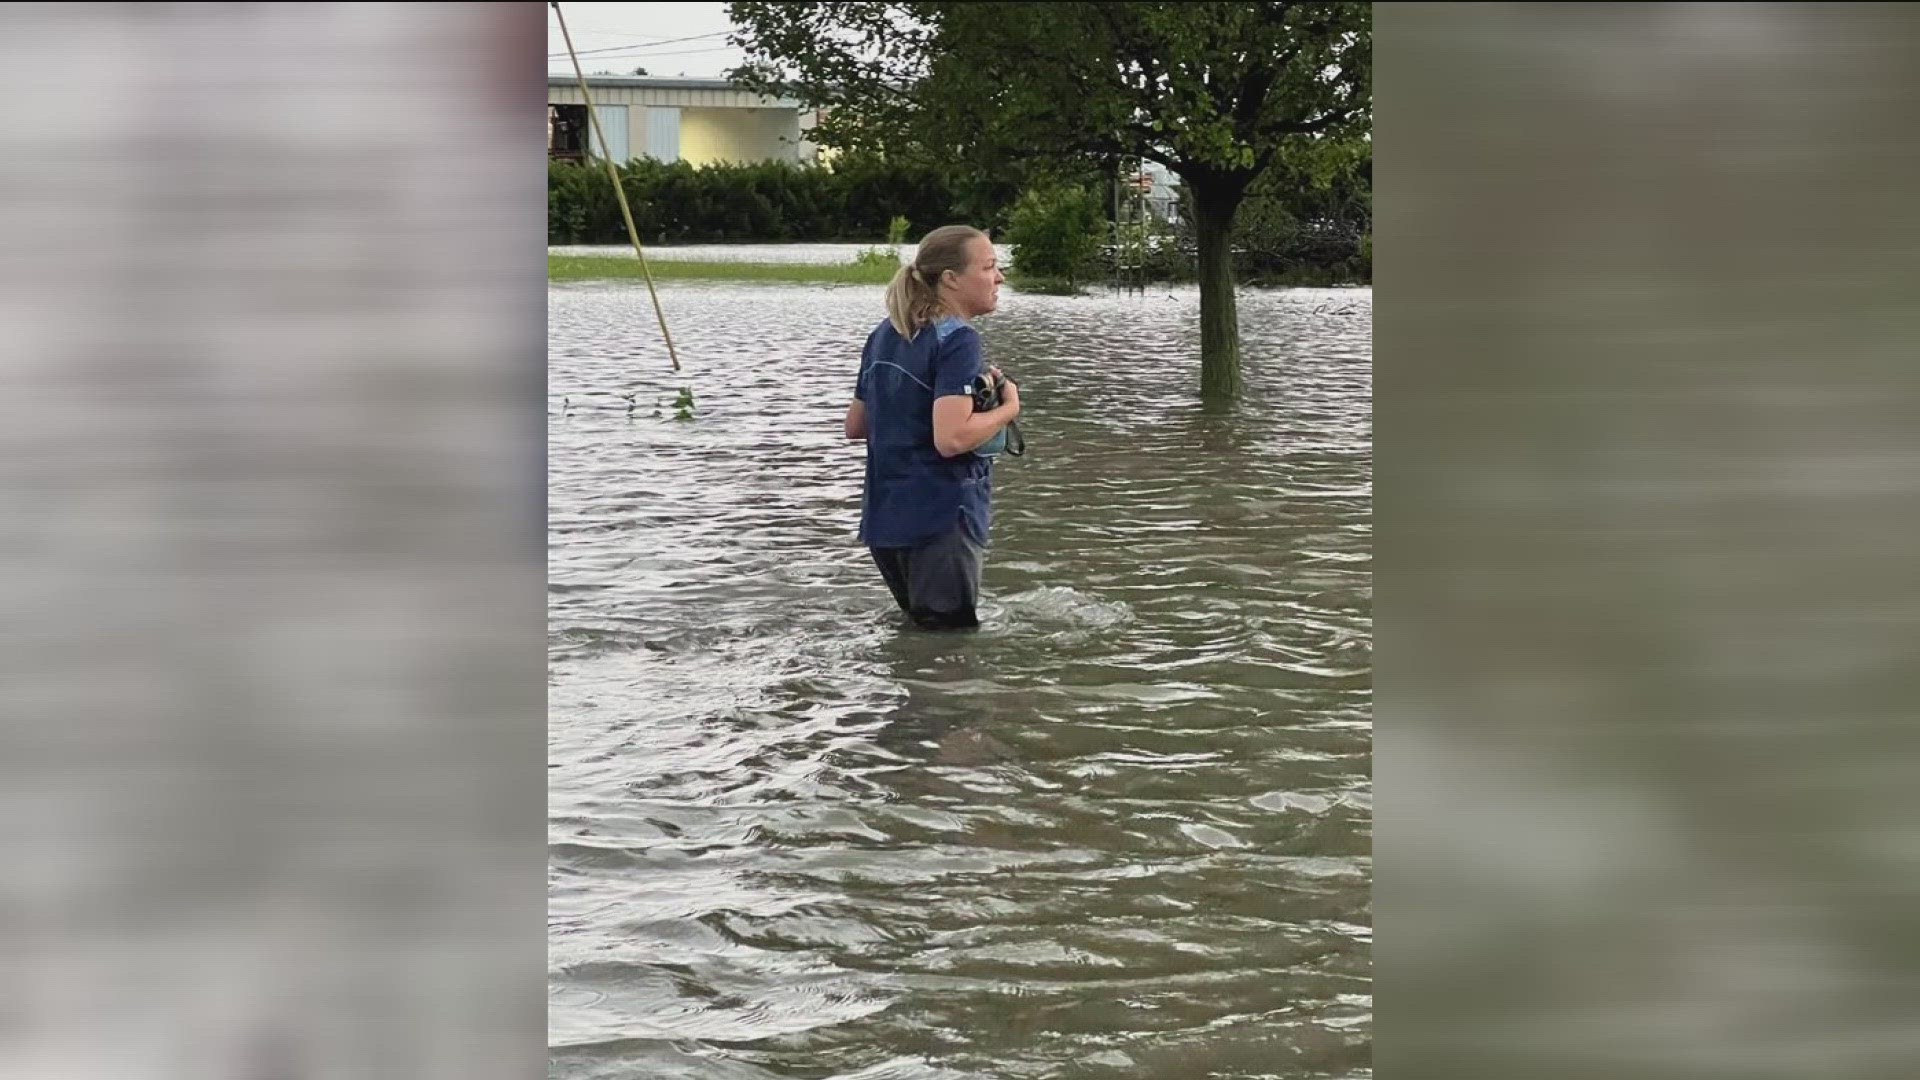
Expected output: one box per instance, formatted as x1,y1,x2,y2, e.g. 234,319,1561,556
549,80,816,166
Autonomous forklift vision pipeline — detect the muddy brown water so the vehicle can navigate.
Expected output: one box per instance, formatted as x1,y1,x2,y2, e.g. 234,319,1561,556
549,278,1371,1079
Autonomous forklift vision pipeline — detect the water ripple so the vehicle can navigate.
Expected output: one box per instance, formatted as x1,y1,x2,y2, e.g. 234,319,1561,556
551,278,1370,1078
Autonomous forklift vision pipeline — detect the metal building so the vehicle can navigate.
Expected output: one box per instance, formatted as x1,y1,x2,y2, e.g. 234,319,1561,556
547,75,822,167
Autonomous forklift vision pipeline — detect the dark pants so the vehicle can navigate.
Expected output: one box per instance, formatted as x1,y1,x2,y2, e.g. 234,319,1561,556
869,528,985,630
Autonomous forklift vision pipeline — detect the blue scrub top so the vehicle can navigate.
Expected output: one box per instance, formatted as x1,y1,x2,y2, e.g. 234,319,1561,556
855,315,993,548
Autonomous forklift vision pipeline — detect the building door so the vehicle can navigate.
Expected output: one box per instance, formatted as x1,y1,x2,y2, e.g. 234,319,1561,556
590,104,629,163
647,107,681,163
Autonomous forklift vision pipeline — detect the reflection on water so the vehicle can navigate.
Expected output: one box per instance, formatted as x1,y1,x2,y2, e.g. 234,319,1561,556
549,278,1371,1079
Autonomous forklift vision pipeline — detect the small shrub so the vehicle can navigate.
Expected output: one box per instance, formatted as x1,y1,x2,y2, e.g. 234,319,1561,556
1005,184,1107,289
1232,197,1302,264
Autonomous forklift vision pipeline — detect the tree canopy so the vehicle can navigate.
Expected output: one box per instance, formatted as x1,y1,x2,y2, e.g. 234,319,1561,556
727,2,1370,398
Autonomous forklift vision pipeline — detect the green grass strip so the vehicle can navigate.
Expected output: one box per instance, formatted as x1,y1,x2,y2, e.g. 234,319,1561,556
549,254,898,285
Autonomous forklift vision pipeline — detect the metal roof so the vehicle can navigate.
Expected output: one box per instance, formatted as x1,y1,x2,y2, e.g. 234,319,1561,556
545,73,812,109
546,74,749,92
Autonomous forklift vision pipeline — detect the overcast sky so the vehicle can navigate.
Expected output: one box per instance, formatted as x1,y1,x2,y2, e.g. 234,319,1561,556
548,2,749,79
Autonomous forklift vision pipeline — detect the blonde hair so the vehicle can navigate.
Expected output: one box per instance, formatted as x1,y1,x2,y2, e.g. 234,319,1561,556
884,225,989,340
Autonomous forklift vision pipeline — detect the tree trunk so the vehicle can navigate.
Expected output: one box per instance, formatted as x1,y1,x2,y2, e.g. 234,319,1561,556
1191,179,1247,401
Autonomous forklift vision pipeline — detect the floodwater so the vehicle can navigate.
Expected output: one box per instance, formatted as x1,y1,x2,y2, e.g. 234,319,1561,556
549,276,1372,1079
551,242,1011,266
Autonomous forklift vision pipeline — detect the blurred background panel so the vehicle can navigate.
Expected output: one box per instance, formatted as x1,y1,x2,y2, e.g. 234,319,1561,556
0,4,547,1079
1378,4,1920,1078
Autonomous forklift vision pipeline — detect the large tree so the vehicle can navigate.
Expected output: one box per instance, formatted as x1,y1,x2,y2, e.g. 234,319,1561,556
727,2,1369,399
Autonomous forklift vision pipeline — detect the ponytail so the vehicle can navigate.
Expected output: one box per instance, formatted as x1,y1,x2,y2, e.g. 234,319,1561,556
884,262,942,340
883,224,990,339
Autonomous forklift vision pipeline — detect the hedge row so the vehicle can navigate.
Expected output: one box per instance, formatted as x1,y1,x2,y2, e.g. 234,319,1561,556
548,155,1005,245
548,154,1370,285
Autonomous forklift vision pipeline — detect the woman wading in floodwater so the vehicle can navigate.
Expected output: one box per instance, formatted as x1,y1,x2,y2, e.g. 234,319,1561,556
845,226,1021,630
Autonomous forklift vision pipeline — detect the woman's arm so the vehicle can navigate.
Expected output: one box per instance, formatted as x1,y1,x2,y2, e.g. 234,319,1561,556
931,380,1020,458
845,398,868,440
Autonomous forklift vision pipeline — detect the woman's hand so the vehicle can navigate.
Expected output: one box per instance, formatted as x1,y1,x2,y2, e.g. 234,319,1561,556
987,365,1017,395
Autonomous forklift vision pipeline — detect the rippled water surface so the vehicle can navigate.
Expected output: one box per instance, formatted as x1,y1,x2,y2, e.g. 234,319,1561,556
550,278,1371,1079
